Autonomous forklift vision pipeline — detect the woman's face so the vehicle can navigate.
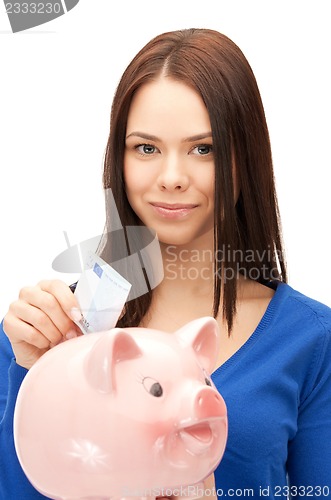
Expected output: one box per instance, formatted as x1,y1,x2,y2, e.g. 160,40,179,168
124,76,215,247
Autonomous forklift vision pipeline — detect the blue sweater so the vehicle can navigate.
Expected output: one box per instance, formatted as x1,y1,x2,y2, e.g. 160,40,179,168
0,282,330,499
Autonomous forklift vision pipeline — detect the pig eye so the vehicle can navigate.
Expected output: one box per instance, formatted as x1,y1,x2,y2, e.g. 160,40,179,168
202,369,212,387
142,377,163,397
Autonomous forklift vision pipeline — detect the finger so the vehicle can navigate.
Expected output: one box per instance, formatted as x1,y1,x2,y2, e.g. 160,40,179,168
20,281,81,335
37,279,82,321
18,286,74,340
4,312,53,350
9,300,64,346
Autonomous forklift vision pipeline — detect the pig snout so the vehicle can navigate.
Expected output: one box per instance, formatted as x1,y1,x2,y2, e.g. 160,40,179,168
195,387,226,420
174,387,227,457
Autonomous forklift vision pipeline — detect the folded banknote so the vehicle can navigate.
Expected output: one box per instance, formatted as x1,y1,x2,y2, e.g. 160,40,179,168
71,252,131,334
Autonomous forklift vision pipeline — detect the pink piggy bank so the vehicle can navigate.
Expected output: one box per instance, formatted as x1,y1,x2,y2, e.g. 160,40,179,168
14,317,227,500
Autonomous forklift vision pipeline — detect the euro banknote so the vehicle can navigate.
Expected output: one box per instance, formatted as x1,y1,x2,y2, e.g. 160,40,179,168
71,252,131,334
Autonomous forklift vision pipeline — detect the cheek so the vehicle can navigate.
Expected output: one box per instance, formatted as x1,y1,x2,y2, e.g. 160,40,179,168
123,163,155,221
196,169,215,203
124,163,141,197
124,160,153,195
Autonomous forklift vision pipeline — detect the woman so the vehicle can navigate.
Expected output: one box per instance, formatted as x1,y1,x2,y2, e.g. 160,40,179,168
1,28,330,498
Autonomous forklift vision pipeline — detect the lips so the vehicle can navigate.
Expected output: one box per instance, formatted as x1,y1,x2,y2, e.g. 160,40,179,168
151,202,198,209
150,202,198,219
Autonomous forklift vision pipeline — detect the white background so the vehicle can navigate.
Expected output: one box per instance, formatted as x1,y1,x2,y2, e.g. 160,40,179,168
0,0,330,319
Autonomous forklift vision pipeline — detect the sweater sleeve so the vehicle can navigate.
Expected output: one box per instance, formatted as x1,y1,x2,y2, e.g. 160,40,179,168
0,320,48,499
0,319,27,423
287,320,331,493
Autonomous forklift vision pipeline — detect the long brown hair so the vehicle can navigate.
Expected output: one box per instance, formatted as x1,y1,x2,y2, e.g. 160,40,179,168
100,28,287,331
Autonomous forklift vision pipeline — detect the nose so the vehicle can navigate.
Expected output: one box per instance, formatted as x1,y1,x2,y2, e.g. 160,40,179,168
194,387,227,420
157,154,189,192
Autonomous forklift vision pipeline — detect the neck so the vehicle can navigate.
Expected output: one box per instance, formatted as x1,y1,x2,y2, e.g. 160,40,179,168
159,232,215,297
144,232,217,328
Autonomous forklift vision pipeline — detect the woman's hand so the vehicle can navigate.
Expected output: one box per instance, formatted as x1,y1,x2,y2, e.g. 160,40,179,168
3,279,82,369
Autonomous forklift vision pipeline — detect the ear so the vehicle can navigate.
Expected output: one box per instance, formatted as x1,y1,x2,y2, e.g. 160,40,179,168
84,329,142,394
175,317,220,373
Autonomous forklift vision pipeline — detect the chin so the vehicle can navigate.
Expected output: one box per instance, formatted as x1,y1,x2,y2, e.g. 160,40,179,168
157,229,213,249
134,213,214,248
159,236,193,247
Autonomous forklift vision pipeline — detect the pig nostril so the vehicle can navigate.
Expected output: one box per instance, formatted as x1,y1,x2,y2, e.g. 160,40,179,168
198,391,220,407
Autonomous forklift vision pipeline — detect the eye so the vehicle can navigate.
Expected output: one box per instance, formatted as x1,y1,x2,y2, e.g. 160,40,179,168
191,144,213,156
142,377,163,397
202,369,213,387
205,377,212,386
136,144,158,155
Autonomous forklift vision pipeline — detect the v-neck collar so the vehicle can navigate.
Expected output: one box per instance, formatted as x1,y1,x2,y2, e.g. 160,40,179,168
212,281,289,376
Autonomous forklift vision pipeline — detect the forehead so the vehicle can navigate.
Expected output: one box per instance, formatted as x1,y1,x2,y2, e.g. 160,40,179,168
126,77,212,138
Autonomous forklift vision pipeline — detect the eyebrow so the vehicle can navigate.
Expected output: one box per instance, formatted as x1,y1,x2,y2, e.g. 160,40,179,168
125,131,213,142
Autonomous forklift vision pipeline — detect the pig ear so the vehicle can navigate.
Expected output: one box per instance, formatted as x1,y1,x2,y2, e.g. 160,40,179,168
84,329,142,394
175,317,220,373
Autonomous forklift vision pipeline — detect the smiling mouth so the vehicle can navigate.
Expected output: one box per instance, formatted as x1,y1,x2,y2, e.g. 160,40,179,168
151,203,198,209
150,203,198,218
